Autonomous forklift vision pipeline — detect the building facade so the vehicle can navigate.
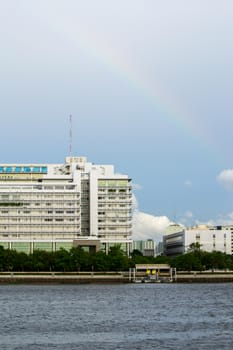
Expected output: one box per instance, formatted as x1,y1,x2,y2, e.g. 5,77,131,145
0,157,132,254
163,225,232,257
131,239,156,257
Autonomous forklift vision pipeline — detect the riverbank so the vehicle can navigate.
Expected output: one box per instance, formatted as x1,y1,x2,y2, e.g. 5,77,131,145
175,272,233,283
1,271,233,284
0,272,128,284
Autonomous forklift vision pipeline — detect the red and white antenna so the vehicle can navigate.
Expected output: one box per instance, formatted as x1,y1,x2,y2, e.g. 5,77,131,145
69,114,72,156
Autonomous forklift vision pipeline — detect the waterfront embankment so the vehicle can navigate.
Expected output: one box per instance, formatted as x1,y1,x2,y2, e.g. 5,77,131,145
1,271,233,283
0,272,128,284
175,272,233,283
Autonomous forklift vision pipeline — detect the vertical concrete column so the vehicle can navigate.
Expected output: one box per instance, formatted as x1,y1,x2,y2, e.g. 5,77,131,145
89,169,98,237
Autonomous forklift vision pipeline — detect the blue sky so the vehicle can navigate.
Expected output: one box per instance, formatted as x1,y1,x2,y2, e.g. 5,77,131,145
1,1,233,239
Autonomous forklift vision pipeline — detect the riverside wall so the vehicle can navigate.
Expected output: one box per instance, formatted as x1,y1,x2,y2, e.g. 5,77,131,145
0,272,233,284
0,272,129,284
175,272,233,283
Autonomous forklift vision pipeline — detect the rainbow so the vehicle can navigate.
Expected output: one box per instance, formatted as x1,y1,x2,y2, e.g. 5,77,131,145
50,15,222,164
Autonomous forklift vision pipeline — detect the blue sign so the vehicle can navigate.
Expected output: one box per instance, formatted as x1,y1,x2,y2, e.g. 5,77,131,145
0,166,48,174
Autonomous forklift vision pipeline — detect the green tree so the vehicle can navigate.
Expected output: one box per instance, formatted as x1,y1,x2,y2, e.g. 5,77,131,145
130,249,143,258
172,252,202,271
91,251,109,272
108,244,129,271
69,247,91,271
53,248,72,271
31,250,52,271
188,242,202,254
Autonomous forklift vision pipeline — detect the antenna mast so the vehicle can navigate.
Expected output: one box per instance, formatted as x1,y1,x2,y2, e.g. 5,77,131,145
69,114,72,156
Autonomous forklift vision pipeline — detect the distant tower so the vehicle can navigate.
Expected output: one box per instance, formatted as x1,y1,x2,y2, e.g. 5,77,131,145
69,114,72,156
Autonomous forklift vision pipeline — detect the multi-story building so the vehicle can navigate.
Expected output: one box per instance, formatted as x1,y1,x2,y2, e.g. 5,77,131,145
131,239,156,257
222,225,233,255
0,156,132,254
163,225,232,257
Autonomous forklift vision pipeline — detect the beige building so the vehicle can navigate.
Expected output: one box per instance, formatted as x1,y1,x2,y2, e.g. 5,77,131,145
0,156,132,254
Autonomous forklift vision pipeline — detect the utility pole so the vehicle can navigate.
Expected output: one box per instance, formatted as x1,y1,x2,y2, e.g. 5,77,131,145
69,114,72,156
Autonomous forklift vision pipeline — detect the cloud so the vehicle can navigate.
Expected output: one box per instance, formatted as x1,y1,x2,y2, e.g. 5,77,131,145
184,180,192,187
217,169,233,190
203,212,233,226
132,194,171,241
132,182,142,191
189,209,233,227
178,211,195,226
132,211,171,241
184,211,193,218
227,212,233,220
132,193,139,211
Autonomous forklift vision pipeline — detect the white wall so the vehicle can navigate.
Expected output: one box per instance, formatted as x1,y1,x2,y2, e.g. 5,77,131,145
185,229,231,254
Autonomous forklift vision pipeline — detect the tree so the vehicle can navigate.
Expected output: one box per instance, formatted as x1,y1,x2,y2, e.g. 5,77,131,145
91,251,109,272
130,249,143,258
69,247,91,271
108,244,129,271
172,252,202,271
188,242,202,254
53,248,72,272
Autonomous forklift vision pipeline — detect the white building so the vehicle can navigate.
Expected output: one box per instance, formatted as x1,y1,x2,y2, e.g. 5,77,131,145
163,225,232,256
0,156,132,254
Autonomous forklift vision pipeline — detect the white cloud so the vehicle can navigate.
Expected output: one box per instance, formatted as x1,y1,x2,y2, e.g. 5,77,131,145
178,211,195,226
227,212,233,220
184,180,192,187
132,182,142,191
217,169,233,190
189,209,233,227
132,194,171,241
132,193,139,211
204,212,233,226
132,211,171,242
184,211,193,218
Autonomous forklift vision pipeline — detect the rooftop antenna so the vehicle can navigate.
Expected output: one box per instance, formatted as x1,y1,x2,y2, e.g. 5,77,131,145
69,114,72,157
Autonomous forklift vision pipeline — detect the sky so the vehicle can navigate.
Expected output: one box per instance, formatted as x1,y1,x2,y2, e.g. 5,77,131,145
1,0,233,241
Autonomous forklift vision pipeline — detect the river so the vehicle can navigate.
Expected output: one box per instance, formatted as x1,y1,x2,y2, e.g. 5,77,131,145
0,283,232,349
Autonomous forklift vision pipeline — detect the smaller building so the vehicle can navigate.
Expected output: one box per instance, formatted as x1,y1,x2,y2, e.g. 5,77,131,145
156,241,164,256
131,239,156,256
163,230,185,256
163,225,231,257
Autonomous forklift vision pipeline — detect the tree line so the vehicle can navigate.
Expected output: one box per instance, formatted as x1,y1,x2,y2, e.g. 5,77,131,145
0,244,233,272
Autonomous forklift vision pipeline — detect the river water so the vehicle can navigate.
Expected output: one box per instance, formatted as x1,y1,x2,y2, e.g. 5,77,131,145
0,283,232,350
